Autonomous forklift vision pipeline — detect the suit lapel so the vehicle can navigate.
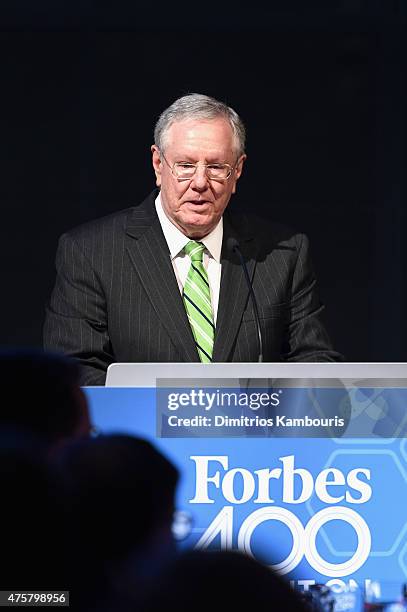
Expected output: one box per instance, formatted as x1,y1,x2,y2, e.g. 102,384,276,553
125,193,199,362
213,213,258,362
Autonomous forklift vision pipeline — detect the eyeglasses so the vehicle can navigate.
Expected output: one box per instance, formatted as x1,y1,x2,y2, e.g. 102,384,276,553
160,152,236,181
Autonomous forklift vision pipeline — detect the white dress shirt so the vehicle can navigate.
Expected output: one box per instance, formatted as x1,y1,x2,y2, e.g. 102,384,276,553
155,193,222,324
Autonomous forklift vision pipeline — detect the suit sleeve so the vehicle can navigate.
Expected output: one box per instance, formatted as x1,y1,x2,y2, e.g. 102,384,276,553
282,233,343,362
43,232,112,385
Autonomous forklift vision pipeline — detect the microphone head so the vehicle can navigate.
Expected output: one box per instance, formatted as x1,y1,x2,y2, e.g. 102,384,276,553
226,237,240,254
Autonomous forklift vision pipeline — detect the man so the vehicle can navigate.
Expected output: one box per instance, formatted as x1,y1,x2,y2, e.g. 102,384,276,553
44,93,342,385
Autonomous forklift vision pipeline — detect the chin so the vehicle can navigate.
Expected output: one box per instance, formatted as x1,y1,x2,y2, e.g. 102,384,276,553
180,216,214,238
184,227,210,239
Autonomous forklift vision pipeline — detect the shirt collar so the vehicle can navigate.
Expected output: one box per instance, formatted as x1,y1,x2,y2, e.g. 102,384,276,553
155,192,223,262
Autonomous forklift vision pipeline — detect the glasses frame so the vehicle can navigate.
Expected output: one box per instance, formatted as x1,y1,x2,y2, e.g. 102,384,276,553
160,151,237,181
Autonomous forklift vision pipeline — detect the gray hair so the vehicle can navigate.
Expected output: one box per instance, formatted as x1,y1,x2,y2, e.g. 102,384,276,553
154,93,246,156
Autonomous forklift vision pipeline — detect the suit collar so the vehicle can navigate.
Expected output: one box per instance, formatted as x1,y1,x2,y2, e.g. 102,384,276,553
125,190,200,362
125,190,158,239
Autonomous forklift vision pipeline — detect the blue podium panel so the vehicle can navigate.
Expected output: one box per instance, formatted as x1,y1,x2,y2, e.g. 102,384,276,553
85,387,407,604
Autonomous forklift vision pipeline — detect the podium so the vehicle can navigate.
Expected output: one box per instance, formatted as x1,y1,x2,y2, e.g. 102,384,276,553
105,361,407,386
85,362,407,608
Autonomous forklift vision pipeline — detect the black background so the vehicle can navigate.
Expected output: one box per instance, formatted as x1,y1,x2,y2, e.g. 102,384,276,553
1,1,406,360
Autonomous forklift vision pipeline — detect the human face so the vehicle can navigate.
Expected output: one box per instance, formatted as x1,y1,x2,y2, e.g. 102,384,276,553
151,118,246,238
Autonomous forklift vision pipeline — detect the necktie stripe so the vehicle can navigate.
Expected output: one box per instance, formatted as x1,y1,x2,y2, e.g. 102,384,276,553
187,316,214,346
191,264,210,287
195,342,213,362
187,244,202,258
184,278,212,310
183,294,216,329
183,241,214,363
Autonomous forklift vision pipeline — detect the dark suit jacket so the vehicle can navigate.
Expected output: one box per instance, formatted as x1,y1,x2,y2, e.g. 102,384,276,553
44,190,342,384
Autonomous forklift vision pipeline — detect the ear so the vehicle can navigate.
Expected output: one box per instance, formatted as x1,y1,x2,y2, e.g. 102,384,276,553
231,154,247,194
151,145,162,187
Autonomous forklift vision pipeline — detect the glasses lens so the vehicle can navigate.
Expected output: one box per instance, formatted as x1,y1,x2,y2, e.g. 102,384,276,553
173,163,196,179
172,163,231,180
206,165,231,179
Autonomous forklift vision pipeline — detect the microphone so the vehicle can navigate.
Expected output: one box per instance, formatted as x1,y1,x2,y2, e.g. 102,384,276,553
227,237,263,362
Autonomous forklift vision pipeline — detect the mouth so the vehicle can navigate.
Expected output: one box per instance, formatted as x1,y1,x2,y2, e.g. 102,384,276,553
184,199,211,206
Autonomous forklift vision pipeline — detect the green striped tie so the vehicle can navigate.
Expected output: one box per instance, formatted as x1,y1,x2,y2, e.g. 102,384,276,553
183,241,215,363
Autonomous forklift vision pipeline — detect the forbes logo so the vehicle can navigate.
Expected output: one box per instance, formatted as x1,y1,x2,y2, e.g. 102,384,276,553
189,455,372,577
189,455,371,505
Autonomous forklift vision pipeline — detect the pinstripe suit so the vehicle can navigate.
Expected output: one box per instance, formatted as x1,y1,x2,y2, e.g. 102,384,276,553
44,190,342,385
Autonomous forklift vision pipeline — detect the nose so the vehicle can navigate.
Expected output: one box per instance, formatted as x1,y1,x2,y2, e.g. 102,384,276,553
190,165,209,190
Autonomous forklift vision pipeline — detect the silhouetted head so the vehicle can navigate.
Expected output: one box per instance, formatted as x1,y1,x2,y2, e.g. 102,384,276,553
54,434,179,559
0,349,91,447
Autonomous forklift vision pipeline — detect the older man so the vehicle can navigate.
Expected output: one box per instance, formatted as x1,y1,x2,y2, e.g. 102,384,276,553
44,93,342,385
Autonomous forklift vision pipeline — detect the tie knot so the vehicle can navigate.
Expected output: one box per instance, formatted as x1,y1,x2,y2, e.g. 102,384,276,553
184,241,205,263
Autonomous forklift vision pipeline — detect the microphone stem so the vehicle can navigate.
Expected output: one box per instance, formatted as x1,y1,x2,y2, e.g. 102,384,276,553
234,247,264,363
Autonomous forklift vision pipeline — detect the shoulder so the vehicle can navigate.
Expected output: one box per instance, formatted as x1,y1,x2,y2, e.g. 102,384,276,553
59,191,157,246
62,206,135,244
226,211,308,250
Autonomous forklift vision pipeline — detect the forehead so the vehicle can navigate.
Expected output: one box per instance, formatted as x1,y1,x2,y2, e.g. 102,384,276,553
164,118,236,157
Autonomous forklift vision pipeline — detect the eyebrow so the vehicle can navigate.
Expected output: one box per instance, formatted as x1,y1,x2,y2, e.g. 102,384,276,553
173,156,229,164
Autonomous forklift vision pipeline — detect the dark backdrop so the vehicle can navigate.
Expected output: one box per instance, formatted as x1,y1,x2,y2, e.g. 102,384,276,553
1,1,406,360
